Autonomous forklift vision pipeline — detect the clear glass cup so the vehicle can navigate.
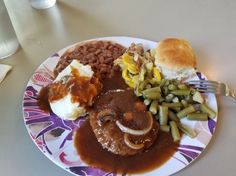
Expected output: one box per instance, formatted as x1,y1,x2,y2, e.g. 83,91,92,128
0,0,20,59
29,0,56,9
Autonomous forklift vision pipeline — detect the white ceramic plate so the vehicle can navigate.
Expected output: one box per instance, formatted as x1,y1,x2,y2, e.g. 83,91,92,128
22,36,218,176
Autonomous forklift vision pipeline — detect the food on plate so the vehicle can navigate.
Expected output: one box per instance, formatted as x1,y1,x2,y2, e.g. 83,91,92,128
36,38,217,174
169,121,181,142
154,38,197,80
200,103,217,118
114,43,162,89
74,69,178,174
48,60,102,120
54,40,125,80
37,60,102,120
38,40,126,120
90,87,159,156
114,41,216,141
53,59,94,82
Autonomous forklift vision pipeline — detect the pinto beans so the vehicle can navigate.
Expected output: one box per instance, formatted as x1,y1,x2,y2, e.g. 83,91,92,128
54,40,126,80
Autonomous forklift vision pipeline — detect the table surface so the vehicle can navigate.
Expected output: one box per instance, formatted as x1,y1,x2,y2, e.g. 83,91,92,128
1,0,236,175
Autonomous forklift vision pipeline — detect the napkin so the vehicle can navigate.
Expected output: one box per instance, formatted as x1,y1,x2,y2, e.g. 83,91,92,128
0,64,12,84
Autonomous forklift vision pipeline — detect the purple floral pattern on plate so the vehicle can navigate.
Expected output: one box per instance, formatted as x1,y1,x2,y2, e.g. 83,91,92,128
69,166,115,176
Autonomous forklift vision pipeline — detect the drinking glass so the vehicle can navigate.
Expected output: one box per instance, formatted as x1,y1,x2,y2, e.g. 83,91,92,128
0,0,20,59
29,0,56,9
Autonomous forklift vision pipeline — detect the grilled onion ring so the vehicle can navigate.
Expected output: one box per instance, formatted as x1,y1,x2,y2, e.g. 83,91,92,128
116,112,153,136
124,133,144,150
97,109,116,126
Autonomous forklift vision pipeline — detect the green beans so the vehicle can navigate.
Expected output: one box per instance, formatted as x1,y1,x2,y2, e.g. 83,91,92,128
164,80,170,86
165,94,174,102
168,84,177,91
159,79,167,88
149,100,159,114
185,95,194,103
163,86,169,95
160,125,170,132
177,105,196,118
192,91,204,103
159,106,168,125
132,76,217,142
171,89,191,96
147,78,159,85
177,123,197,138
168,110,179,122
200,103,216,119
170,121,181,142
187,113,208,121
144,99,152,106
142,87,162,99
181,99,189,108
162,102,182,108
178,84,189,90
172,107,181,112
172,97,179,103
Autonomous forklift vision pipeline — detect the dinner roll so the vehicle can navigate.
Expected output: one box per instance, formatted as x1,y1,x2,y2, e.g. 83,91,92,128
154,38,196,80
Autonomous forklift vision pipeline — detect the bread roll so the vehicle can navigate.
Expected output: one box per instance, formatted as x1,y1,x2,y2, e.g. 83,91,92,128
154,38,196,80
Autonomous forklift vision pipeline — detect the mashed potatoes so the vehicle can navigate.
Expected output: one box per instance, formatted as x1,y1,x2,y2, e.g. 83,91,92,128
49,60,101,120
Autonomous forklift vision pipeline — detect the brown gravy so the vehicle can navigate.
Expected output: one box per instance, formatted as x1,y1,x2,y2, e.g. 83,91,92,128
48,68,102,106
37,86,52,112
74,120,179,174
37,68,102,113
37,65,180,174
74,70,180,174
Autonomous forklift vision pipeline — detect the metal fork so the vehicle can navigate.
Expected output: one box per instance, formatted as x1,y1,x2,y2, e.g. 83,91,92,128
188,80,236,101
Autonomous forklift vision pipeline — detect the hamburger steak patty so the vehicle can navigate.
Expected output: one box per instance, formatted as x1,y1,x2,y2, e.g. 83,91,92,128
89,89,159,156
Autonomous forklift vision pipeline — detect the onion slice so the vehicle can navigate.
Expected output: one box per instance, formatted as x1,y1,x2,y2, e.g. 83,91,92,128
124,133,144,150
116,112,153,136
97,109,116,126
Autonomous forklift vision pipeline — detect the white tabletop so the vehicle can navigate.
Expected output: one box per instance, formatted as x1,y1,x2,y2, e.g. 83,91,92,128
1,0,236,175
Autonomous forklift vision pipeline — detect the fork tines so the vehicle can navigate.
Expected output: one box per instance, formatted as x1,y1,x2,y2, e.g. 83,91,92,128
188,80,220,93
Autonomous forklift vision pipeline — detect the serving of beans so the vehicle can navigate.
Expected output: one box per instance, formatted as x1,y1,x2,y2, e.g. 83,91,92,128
54,40,126,80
